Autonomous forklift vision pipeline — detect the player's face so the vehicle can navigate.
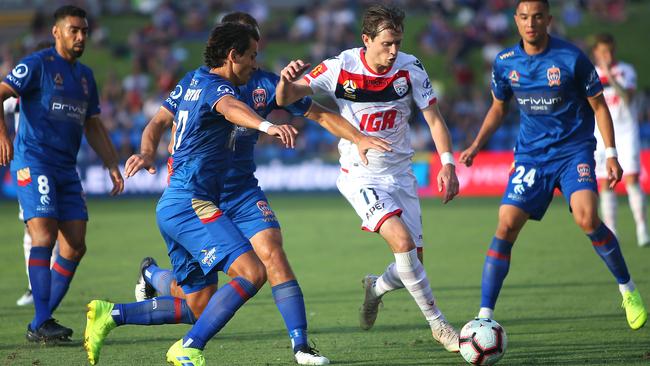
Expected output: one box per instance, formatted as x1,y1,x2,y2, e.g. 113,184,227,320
363,28,403,71
514,2,551,46
593,43,615,68
53,16,89,59
232,38,258,85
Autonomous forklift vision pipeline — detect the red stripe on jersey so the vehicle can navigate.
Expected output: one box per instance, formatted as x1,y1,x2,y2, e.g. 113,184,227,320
230,280,251,300
360,48,393,76
337,69,410,93
362,209,403,232
53,262,73,277
428,97,438,106
302,75,311,85
18,177,32,186
29,258,50,267
174,297,182,323
199,210,222,224
166,156,174,185
487,249,511,261
341,168,349,173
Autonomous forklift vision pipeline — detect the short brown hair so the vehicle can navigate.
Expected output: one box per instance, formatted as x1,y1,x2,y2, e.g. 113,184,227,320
361,5,404,40
593,33,616,48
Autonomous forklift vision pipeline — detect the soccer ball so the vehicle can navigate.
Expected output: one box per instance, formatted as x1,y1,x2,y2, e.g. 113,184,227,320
459,318,507,365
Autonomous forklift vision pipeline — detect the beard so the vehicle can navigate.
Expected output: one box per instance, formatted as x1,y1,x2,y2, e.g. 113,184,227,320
71,44,85,58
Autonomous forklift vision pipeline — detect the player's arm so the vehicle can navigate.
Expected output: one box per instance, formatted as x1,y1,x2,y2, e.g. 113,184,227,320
276,60,313,106
124,107,174,177
421,103,459,204
215,95,298,148
0,82,17,166
589,93,623,188
304,101,391,165
84,115,124,196
459,93,508,167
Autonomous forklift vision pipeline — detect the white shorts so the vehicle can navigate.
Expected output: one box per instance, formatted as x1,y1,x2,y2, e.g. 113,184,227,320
595,126,640,178
336,170,423,247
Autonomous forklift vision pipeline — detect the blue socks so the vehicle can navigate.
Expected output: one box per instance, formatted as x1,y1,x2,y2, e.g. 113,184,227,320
481,237,513,309
145,264,174,296
49,256,78,313
588,223,630,284
28,247,53,330
182,277,258,350
272,280,308,352
111,297,195,326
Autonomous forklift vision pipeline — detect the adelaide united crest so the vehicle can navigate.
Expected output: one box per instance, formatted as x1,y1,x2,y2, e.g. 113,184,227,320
547,65,561,87
252,88,267,109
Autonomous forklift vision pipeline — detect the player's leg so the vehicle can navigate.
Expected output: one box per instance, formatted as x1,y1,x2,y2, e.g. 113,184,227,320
18,222,34,306
570,189,647,329
50,220,85,314
624,174,649,246
478,204,529,319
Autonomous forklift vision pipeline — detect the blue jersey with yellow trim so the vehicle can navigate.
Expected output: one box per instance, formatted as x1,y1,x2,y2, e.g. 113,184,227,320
3,47,100,170
223,69,311,194
165,66,239,201
491,36,603,162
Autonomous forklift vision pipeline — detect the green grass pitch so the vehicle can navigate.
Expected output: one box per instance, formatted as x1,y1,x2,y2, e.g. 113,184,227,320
0,195,648,365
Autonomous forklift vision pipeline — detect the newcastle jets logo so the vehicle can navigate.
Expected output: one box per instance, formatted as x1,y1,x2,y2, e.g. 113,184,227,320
393,77,408,97
252,88,267,109
547,65,561,87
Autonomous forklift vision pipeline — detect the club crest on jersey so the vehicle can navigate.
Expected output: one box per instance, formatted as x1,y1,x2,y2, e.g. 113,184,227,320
252,88,267,109
309,63,328,79
547,65,561,87
257,200,277,222
17,167,31,186
393,77,408,97
577,163,590,177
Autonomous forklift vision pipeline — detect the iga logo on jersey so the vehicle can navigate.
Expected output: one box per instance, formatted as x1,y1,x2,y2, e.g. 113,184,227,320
252,88,267,109
393,77,409,96
547,65,561,86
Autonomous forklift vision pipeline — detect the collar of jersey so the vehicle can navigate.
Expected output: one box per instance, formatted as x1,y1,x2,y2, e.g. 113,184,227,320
516,35,555,58
360,48,393,76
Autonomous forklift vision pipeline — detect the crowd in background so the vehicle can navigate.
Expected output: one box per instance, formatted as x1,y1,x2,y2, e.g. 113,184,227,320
2,0,649,167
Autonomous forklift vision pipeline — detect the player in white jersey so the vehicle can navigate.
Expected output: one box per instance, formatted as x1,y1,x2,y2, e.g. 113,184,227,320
592,33,649,247
276,5,461,353
3,97,59,306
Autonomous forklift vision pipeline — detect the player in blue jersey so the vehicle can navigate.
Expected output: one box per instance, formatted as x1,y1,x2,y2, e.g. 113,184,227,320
459,0,647,330
0,6,124,343
84,22,302,366
114,12,389,366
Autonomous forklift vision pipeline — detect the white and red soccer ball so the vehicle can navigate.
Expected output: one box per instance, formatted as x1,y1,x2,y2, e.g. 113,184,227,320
459,318,507,365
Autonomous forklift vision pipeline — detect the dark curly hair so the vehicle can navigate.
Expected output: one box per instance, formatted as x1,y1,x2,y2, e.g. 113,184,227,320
204,22,260,68
54,5,87,23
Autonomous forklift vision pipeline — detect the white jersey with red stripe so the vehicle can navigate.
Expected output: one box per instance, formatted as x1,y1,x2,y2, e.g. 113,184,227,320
303,47,437,176
596,61,638,135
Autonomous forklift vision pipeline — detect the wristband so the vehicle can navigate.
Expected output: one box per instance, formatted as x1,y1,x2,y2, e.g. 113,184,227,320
605,147,618,159
258,121,274,134
440,152,455,166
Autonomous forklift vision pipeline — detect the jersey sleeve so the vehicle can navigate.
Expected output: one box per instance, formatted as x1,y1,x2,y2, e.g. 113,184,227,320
490,57,513,101
206,81,239,110
86,71,101,118
284,96,312,116
162,72,193,115
620,64,637,91
302,57,341,95
409,58,438,110
2,54,42,96
575,51,603,98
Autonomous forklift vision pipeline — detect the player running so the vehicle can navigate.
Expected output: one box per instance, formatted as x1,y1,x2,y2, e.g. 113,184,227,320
591,33,649,247
276,5,461,352
0,5,124,342
459,0,647,330
87,12,389,366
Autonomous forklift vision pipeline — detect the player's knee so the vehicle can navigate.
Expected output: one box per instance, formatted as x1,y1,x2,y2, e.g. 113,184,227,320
240,262,267,289
392,237,415,253
495,216,521,240
574,212,599,233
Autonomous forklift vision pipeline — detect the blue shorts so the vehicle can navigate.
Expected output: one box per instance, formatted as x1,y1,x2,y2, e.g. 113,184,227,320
156,195,253,293
13,166,87,222
501,151,598,221
220,186,280,239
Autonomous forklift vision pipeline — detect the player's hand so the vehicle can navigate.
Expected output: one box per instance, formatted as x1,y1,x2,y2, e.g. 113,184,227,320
459,145,479,167
108,166,124,196
437,164,459,204
280,60,311,83
267,124,299,149
606,157,623,189
124,153,156,178
0,133,12,166
356,136,391,165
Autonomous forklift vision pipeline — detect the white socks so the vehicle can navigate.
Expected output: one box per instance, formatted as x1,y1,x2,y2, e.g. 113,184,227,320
373,262,404,297
600,189,618,236
478,307,494,319
626,183,649,244
394,249,441,324
619,279,636,295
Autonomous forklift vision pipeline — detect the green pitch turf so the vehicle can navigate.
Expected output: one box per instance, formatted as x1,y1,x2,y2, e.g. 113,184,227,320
0,195,648,365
